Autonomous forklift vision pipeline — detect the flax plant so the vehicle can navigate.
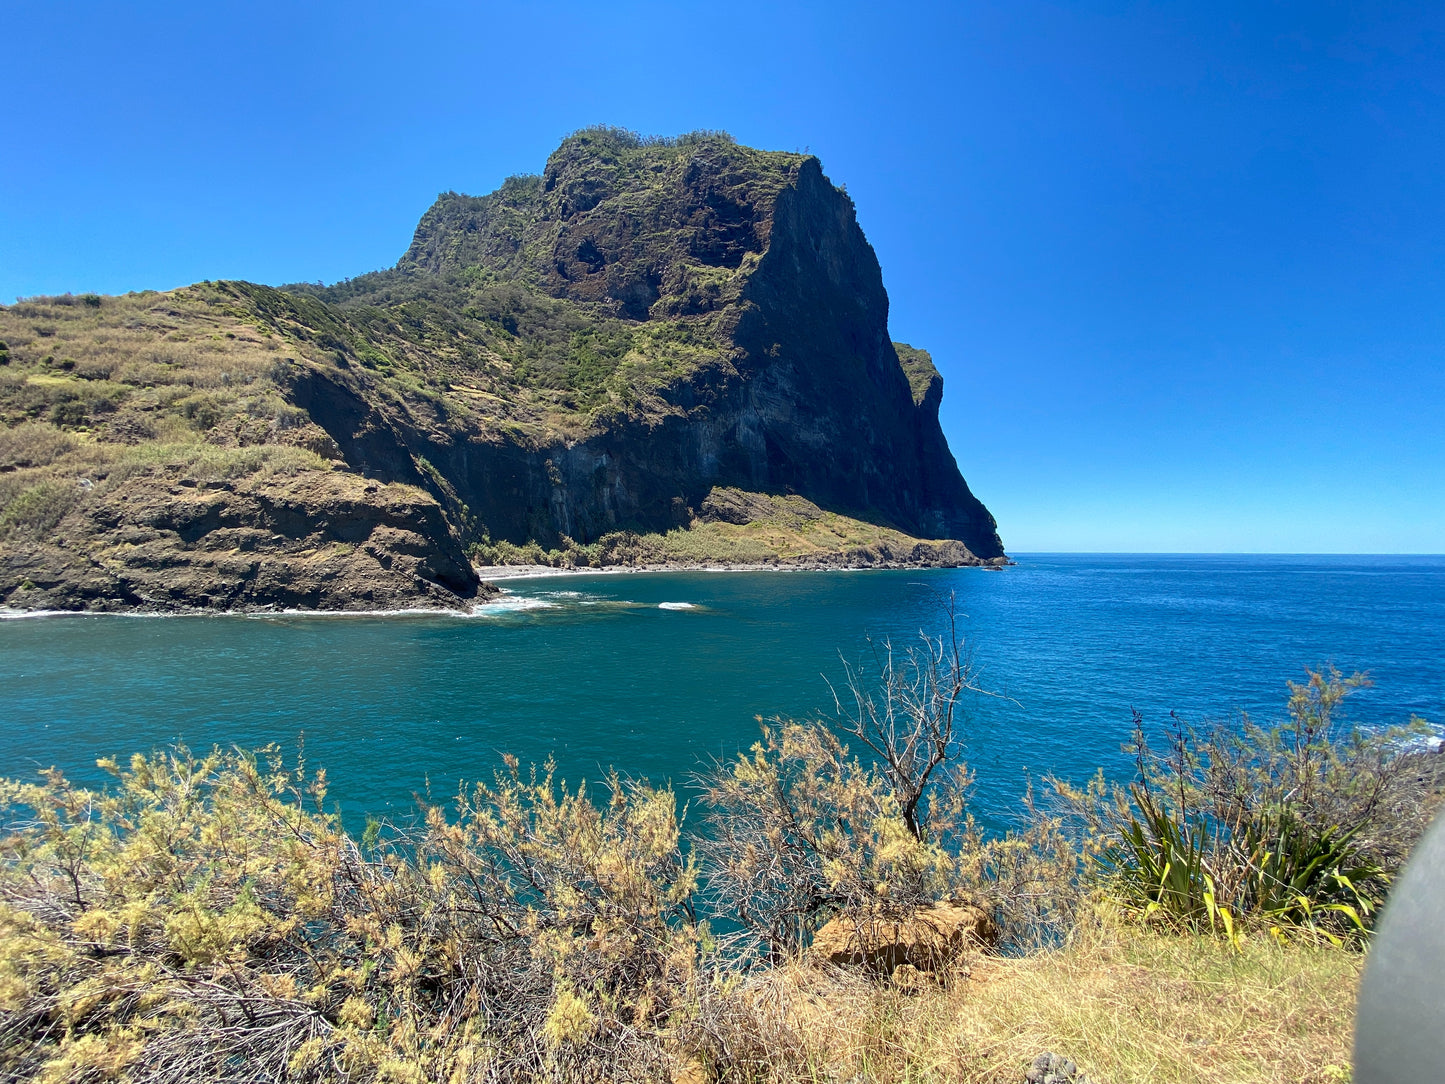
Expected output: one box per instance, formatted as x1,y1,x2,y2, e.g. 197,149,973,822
1059,668,1441,944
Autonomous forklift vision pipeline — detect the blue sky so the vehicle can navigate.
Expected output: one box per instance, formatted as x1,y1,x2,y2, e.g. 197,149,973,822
3,1,1442,552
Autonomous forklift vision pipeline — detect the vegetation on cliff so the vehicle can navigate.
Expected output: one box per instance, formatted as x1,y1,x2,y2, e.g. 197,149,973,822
0,127,1003,612
468,488,988,571
1,623,1436,1082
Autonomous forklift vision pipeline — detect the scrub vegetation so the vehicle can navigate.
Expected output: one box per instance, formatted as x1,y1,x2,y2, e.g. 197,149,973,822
469,489,982,571
1,622,1438,1082
0,288,338,542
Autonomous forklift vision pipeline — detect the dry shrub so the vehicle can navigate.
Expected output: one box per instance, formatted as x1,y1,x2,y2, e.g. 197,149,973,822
70,356,117,382
697,719,1085,963
682,963,898,1082
0,479,79,538
954,797,1086,953
0,749,698,1084
696,604,1085,961
697,719,954,959
0,423,73,470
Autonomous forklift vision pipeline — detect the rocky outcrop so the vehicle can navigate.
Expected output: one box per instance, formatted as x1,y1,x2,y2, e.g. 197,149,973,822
1,471,487,613
809,900,997,972
1025,1053,1094,1084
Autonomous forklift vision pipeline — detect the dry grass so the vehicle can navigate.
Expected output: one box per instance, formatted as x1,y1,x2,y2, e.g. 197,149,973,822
727,919,1358,1084
941,922,1358,1084
473,488,983,569
0,290,346,538
659,511,930,564
668,488,966,565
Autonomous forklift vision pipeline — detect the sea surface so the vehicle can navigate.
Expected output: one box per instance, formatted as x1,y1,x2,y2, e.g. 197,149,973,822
2,554,1442,830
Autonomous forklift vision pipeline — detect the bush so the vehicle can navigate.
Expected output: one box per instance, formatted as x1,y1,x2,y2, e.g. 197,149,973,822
0,479,78,538
0,423,74,470
0,748,699,1083
47,400,89,427
696,603,1085,958
696,719,956,958
1059,669,1441,944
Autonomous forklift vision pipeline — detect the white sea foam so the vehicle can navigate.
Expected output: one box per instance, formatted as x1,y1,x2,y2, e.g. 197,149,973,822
0,607,196,620
259,607,471,619
536,590,611,605
1400,732,1445,755
467,596,557,617
0,608,80,620
657,602,697,610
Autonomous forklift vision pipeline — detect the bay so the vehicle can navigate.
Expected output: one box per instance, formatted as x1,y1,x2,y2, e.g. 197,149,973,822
2,554,1441,829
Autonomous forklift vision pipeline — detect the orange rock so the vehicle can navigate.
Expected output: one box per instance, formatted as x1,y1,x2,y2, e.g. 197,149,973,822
810,900,997,972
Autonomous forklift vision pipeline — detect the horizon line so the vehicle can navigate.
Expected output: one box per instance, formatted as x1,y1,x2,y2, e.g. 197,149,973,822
1004,551,1444,557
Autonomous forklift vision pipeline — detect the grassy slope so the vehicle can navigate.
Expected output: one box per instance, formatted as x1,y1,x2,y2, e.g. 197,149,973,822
0,278,716,520
471,487,985,569
758,922,1357,1084
254,275,733,441
668,505,950,565
0,288,343,545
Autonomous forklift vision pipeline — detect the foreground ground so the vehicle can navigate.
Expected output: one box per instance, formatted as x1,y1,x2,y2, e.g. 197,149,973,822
754,921,1358,1084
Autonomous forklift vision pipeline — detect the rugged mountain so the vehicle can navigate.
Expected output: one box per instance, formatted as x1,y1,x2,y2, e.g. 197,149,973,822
0,128,1003,612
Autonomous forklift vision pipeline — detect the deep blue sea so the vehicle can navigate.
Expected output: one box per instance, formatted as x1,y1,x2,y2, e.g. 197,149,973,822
2,555,1441,830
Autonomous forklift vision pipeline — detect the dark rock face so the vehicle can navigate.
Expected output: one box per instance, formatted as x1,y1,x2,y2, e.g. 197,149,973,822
726,159,999,550
1,472,487,613
387,134,1003,557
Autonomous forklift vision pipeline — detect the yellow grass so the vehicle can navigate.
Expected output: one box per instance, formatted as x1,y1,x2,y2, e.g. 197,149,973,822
744,919,1359,1084
663,505,934,563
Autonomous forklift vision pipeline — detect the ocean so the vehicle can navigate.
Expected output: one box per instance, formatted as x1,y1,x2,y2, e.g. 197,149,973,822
2,554,1441,829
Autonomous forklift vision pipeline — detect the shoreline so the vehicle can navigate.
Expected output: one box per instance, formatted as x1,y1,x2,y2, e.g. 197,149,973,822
475,558,1010,582
0,561,1008,619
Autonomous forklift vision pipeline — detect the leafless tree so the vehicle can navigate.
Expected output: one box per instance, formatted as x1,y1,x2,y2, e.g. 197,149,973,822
829,591,986,841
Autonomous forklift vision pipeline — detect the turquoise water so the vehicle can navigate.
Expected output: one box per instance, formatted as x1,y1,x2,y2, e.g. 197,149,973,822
1,555,1441,828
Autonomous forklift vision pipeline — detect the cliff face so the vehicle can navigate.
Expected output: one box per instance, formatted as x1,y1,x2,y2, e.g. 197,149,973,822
305,130,1001,557
0,129,1001,613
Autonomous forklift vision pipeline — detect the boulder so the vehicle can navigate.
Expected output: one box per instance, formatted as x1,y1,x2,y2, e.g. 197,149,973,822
810,900,996,972
1025,1052,1092,1084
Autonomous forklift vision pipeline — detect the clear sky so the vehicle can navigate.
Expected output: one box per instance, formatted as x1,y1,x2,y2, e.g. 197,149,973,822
3,1,1442,553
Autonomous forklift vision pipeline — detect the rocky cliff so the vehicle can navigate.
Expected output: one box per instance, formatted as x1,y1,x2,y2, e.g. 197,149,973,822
0,128,1002,612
